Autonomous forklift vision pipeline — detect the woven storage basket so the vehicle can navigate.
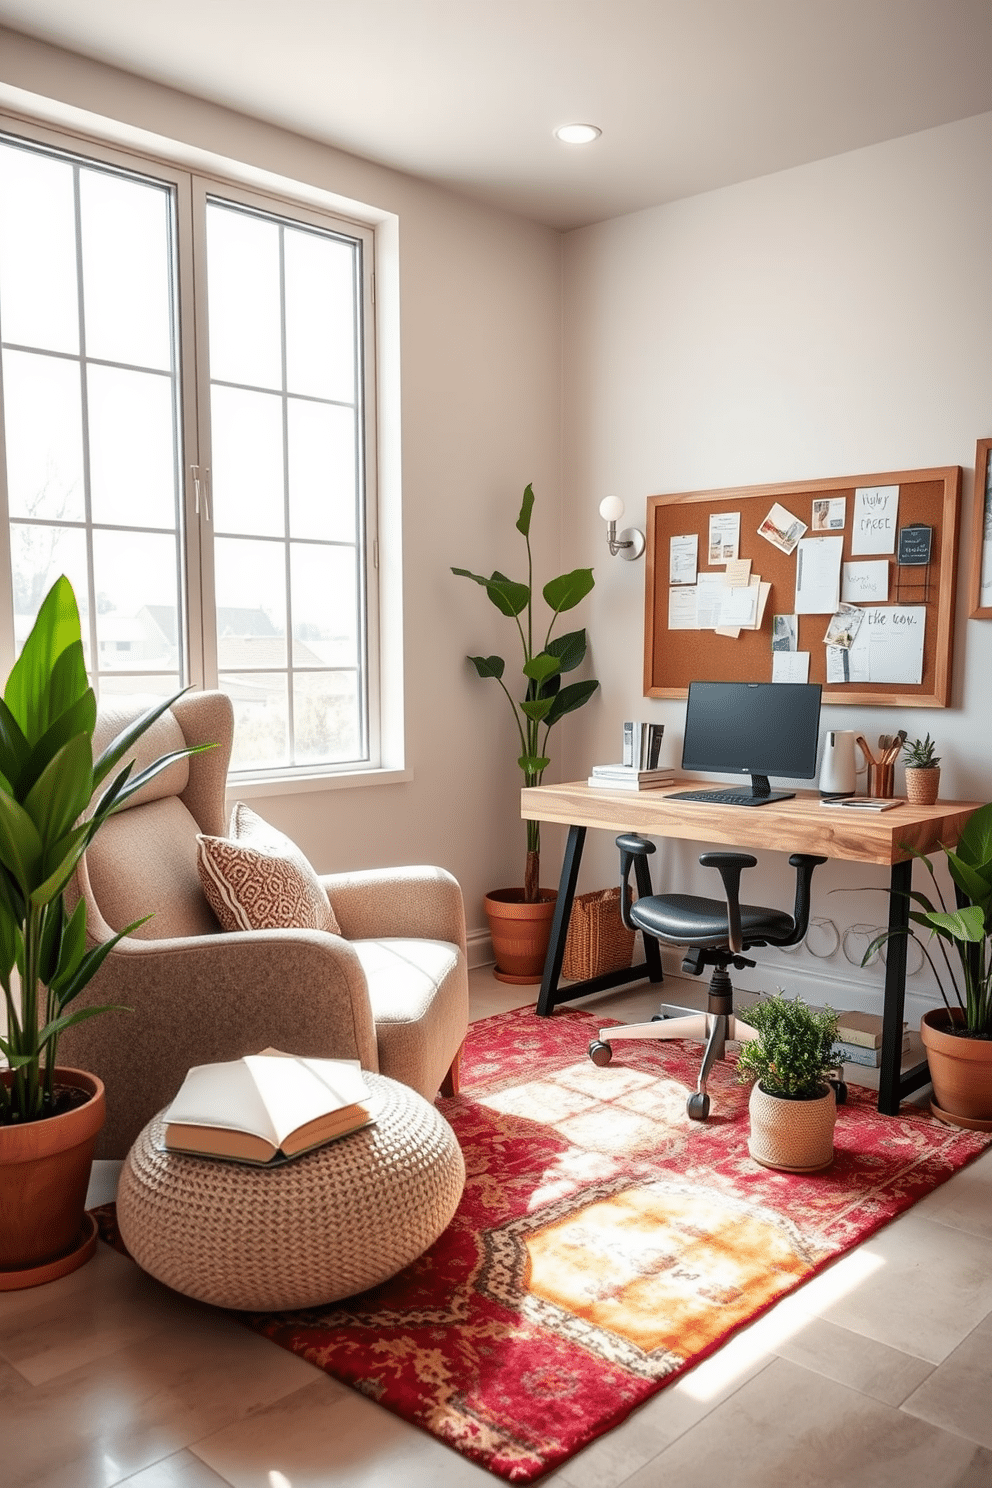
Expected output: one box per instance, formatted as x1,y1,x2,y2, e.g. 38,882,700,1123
562,886,635,980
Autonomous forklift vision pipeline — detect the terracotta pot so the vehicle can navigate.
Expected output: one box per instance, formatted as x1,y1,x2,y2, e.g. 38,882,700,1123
905,766,940,805
484,888,557,985
747,1080,836,1172
920,1008,992,1130
0,1068,105,1289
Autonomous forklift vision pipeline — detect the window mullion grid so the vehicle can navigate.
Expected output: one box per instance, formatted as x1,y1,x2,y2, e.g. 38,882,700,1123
72,162,100,693
278,222,296,765
164,182,188,691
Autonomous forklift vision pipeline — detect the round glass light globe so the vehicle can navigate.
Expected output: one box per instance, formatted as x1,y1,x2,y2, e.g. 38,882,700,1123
555,123,602,145
599,496,625,522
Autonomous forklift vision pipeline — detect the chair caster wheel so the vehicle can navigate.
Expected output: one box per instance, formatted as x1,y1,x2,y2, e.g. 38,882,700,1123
831,1079,848,1105
687,1092,710,1121
588,1039,613,1067
651,1013,666,1022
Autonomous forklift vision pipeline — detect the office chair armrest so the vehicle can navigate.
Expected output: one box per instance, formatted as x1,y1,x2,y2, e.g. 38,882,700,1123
616,833,656,931
698,851,757,955
784,852,828,946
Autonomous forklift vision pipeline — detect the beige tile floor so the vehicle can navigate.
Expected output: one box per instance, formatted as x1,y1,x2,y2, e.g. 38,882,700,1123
3,966,991,1487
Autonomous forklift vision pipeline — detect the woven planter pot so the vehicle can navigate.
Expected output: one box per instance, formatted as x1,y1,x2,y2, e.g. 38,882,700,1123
921,1008,992,1130
905,766,940,805
747,1081,836,1173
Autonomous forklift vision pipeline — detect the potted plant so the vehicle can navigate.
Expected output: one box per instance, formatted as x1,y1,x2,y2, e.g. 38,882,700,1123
0,576,195,1288
452,483,599,982
736,992,842,1172
867,802,992,1129
903,733,940,805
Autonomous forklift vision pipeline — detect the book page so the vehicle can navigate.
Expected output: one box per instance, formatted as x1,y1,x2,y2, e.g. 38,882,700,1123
245,1056,370,1146
164,1061,279,1145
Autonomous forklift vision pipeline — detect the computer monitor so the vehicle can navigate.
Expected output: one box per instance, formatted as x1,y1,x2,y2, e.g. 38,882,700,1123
681,680,822,803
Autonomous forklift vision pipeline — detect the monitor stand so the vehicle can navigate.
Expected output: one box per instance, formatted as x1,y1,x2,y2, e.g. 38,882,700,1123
740,773,795,805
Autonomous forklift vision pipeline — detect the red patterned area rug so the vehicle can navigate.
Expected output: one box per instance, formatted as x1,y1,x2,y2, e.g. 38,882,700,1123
97,1007,992,1482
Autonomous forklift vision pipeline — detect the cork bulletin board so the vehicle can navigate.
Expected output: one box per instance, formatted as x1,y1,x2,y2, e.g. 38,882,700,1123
643,466,961,708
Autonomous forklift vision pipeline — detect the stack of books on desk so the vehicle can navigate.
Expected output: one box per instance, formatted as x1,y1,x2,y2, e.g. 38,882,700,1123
832,1011,909,1067
587,764,675,791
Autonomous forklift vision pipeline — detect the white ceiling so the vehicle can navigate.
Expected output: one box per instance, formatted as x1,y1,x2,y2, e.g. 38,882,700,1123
1,0,990,230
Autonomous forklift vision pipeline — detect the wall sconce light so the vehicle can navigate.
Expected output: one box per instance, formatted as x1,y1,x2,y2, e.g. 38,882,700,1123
599,497,645,561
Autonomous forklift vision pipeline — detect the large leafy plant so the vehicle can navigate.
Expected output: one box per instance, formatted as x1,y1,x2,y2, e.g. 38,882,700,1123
453,484,599,902
736,993,840,1098
865,802,992,1038
0,577,196,1125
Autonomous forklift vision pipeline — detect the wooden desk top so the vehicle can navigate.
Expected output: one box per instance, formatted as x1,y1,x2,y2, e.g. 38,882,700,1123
521,781,984,867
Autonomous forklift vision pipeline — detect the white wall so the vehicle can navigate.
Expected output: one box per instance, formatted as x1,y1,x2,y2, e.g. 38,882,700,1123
0,29,564,944
562,113,992,1020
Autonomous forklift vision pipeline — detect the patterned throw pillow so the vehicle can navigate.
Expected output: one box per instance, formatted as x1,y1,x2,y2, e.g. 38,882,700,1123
197,803,341,936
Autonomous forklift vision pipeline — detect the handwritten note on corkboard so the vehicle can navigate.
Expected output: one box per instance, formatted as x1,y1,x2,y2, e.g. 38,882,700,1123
643,466,961,708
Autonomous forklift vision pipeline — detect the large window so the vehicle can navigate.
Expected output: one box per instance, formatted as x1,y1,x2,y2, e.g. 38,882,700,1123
0,125,377,779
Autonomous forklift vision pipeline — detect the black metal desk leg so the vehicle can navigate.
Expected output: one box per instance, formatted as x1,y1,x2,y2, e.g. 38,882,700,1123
878,859,912,1115
536,825,586,1016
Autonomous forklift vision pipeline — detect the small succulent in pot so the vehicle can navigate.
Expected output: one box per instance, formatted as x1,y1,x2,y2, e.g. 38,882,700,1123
736,992,840,1099
903,734,940,770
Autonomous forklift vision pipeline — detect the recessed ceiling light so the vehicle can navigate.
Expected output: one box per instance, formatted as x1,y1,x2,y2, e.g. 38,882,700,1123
554,123,602,145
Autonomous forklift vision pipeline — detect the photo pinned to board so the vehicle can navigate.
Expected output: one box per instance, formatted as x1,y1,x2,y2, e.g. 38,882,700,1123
757,501,807,555
823,602,865,651
811,497,846,532
771,613,799,652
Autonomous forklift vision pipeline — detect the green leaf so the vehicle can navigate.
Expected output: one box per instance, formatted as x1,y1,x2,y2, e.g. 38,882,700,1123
543,678,600,728
467,654,505,680
0,791,44,895
37,1002,131,1049
44,641,92,738
22,734,93,847
19,689,97,798
518,754,550,775
0,699,30,793
953,801,992,871
0,899,21,981
546,629,587,674
3,576,82,742
523,653,561,684
30,821,93,910
52,918,149,1008
924,906,986,943
521,697,554,722
49,896,87,993
515,483,535,538
38,896,64,987
543,568,595,615
100,748,203,818
451,567,530,618
943,850,992,911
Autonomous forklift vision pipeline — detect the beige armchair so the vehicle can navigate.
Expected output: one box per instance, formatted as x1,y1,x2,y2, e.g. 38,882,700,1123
61,691,469,1158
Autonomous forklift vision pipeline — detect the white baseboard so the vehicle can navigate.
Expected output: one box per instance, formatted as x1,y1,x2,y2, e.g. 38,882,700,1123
466,928,495,969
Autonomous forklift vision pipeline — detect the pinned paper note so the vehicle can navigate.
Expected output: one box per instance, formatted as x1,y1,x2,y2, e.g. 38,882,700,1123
842,561,889,604
668,587,697,629
794,536,843,614
829,606,926,684
852,485,899,555
723,558,752,587
773,651,810,683
708,512,741,563
669,534,698,585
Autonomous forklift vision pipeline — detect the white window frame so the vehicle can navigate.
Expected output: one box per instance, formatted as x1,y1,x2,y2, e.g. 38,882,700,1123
0,111,400,791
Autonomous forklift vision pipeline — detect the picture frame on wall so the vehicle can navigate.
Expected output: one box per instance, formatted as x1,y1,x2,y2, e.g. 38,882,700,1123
970,438,992,620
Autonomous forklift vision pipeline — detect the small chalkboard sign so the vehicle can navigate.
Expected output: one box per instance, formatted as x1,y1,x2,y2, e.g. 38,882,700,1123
897,524,933,566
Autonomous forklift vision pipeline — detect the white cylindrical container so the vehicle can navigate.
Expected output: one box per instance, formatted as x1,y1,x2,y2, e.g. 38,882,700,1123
818,729,857,798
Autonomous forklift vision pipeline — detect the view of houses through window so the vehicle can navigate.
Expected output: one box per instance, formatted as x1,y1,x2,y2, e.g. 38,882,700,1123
0,126,376,777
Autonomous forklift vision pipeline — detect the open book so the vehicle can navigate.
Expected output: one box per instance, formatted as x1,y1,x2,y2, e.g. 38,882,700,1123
163,1052,374,1164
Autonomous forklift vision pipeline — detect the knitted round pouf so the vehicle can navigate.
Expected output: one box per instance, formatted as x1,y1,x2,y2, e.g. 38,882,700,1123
116,1072,465,1310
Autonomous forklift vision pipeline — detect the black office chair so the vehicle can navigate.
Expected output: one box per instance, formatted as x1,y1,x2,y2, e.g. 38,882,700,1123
588,833,836,1121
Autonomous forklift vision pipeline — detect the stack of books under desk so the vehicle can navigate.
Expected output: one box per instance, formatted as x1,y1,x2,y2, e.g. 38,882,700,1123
833,1011,910,1068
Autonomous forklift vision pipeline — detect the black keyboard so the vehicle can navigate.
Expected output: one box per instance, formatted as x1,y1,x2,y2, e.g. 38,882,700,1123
666,788,794,807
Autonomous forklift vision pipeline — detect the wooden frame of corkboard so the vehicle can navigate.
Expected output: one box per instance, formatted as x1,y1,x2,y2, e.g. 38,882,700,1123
643,466,961,708
969,439,992,620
